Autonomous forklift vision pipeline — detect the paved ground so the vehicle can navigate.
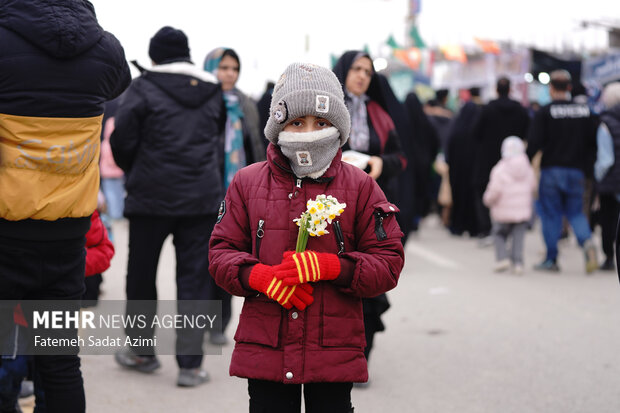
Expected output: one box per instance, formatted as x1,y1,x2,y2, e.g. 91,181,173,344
19,216,620,412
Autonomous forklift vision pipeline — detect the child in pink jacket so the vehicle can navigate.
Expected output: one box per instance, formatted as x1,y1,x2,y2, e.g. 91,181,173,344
483,136,536,274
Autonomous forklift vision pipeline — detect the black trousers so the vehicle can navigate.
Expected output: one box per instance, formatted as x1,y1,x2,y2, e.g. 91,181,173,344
0,236,86,413
248,379,353,413
124,215,216,369
598,193,620,261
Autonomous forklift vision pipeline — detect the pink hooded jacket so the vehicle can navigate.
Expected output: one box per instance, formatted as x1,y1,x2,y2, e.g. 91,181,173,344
99,117,124,179
483,137,536,223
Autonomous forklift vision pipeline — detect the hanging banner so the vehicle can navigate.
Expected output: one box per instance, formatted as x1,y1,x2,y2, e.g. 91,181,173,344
582,52,620,85
582,52,620,113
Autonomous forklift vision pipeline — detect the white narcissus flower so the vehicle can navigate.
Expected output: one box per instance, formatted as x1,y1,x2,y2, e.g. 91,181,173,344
294,194,347,250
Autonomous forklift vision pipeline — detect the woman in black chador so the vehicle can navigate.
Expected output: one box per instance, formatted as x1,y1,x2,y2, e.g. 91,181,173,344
333,51,407,372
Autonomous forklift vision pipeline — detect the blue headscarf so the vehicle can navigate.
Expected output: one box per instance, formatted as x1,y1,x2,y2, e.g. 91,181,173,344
204,48,245,190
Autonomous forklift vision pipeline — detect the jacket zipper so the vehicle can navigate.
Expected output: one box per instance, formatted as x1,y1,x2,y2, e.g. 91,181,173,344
333,221,345,255
289,179,303,199
256,219,265,258
374,211,388,241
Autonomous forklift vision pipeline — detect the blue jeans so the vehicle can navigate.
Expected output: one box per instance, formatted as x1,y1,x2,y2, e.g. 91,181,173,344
101,177,125,219
0,353,28,412
538,167,592,261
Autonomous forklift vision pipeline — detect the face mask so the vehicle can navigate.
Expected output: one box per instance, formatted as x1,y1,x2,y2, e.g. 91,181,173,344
278,126,340,179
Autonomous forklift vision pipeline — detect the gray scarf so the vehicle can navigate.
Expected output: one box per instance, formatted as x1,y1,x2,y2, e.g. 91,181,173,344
346,91,370,152
278,127,340,179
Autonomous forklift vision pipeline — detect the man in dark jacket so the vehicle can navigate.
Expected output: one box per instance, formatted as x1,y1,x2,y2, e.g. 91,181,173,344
471,77,530,241
111,26,225,387
527,70,598,273
0,1,130,412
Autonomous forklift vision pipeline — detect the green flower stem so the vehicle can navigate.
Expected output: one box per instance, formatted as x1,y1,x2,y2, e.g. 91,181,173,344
296,213,310,253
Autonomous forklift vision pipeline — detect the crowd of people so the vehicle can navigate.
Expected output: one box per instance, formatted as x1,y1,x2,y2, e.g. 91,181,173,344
2,1,620,412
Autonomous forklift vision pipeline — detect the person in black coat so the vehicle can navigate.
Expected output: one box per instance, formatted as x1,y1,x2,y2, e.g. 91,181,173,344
404,92,441,223
596,82,620,271
0,2,130,412
257,81,275,146
446,87,484,236
333,51,407,371
374,74,417,242
471,77,530,238
110,26,225,387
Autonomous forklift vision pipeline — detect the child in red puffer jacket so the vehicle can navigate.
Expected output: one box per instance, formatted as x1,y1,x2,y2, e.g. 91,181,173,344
209,63,404,413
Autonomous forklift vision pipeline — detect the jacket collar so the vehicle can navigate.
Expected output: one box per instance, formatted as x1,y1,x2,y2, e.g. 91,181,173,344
266,143,342,182
148,62,218,84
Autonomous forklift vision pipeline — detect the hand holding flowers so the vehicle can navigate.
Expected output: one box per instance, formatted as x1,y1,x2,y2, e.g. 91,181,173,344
273,195,346,287
274,250,341,286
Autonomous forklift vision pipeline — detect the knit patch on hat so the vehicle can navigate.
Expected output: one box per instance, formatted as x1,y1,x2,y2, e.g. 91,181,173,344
316,95,329,113
273,100,288,124
295,151,313,166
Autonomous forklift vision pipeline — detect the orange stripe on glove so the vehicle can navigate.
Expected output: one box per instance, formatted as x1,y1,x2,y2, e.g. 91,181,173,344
249,263,314,310
274,251,341,286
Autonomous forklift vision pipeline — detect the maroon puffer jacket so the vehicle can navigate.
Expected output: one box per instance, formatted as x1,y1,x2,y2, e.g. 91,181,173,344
209,143,404,384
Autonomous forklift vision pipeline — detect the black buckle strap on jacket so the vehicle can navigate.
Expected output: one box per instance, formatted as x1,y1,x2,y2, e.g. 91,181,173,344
131,60,146,73
373,202,400,241
333,221,345,255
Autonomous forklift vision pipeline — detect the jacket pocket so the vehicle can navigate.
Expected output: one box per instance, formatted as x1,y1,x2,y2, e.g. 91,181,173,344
319,287,366,349
234,295,282,348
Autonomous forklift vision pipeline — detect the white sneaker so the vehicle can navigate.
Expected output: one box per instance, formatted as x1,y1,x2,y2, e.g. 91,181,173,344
493,259,511,272
177,368,210,387
513,264,524,275
477,236,494,248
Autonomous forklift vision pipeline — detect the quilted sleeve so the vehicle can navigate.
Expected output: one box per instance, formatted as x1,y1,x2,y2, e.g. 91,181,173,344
208,172,260,297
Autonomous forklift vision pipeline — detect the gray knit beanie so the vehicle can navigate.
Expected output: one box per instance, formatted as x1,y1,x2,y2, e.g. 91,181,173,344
265,63,351,146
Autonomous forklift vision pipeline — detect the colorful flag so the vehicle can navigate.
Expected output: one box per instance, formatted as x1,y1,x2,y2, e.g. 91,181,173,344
387,35,400,49
440,44,467,63
394,48,422,70
409,26,427,49
474,37,500,54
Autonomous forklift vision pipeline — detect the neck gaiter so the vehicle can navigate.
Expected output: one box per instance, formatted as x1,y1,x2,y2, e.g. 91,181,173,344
278,126,340,179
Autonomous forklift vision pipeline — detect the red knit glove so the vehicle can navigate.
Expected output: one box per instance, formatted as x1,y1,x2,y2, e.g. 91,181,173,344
274,251,341,286
248,264,314,310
